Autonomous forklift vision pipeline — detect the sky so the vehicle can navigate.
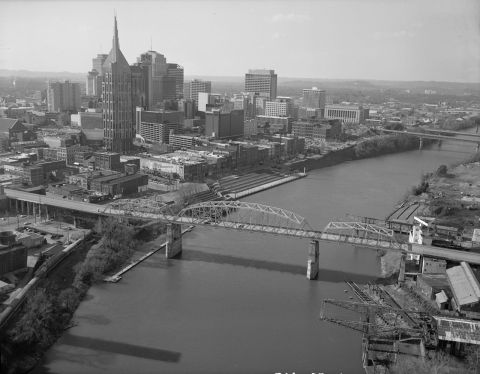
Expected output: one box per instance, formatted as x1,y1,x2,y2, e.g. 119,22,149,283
1,0,480,82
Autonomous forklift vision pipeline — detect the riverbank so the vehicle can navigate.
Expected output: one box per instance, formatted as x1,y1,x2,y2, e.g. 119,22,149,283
285,134,428,173
2,218,166,374
379,151,480,279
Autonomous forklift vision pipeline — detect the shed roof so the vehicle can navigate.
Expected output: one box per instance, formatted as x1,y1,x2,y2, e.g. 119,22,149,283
447,262,480,307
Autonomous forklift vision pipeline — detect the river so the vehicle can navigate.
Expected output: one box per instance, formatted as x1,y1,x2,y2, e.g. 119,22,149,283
34,138,477,374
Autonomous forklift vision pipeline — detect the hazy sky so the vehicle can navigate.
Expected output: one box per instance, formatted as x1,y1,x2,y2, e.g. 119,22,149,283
1,0,480,82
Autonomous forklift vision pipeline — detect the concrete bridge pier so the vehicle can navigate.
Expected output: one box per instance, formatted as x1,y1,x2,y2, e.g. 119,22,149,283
165,223,182,259
306,240,319,280
476,143,479,152
419,137,424,150
398,254,406,283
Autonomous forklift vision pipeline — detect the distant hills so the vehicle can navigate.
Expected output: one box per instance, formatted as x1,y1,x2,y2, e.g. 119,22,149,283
0,69,478,95
0,69,85,81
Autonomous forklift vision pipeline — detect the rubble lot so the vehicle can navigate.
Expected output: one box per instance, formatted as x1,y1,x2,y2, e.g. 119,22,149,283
403,161,480,238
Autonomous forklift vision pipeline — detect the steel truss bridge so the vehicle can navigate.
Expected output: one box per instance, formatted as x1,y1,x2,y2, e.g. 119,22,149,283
6,189,480,263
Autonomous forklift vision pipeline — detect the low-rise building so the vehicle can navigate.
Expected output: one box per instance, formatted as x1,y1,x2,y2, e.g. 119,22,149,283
94,152,122,171
292,119,342,140
324,104,369,124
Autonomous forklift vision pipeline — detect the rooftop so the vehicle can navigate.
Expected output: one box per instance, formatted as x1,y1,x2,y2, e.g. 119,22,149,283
446,262,480,307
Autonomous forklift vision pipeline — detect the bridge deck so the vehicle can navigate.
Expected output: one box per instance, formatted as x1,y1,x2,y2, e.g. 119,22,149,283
6,189,480,264
381,129,480,143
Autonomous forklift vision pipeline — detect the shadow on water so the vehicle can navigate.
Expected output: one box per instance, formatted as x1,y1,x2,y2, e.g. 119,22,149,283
180,248,377,283
32,335,181,374
60,334,181,362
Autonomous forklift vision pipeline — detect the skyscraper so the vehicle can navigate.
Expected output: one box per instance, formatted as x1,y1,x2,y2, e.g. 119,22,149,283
167,63,184,99
47,80,81,112
135,51,178,109
86,54,108,97
102,17,135,154
244,69,277,100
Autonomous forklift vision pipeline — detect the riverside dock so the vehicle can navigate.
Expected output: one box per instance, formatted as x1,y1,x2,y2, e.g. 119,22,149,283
216,171,307,199
104,226,194,283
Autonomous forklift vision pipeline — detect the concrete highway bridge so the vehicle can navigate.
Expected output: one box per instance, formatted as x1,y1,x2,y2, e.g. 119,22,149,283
5,188,480,279
381,128,480,150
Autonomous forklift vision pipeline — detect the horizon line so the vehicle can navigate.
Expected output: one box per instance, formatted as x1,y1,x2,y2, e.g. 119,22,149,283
0,68,479,85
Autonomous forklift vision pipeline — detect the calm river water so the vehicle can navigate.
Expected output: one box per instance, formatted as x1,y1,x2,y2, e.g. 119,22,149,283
35,138,476,374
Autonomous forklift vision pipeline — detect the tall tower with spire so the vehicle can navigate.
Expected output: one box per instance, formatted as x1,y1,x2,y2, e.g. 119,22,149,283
101,16,135,154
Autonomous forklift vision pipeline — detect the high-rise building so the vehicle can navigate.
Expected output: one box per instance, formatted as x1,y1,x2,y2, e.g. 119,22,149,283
205,108,244,139
102,17,135,154
183,79,212,105
244,69,277,100
135,51,177,109
167,63,184,99
302,87,326,110
47,80,81,112
86,54,108,97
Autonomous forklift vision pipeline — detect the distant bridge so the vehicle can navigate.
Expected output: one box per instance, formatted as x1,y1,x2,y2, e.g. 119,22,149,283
380,128,480,150
5,189,480,273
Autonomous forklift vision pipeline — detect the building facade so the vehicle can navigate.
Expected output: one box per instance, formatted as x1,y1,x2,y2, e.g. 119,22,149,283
292,119,342,140
244,69,277,100
324,105,368,124
205,109,244,139
102,17,135,154
302,87,326,110
265,97,294,117
183,79,212,105
47,80,81,112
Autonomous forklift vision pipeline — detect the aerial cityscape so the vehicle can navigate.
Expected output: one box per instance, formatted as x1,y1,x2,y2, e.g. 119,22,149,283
0,1,480,373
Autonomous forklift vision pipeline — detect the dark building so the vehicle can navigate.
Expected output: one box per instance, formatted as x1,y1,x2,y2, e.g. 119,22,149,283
94,152,122,171
90,173,148,196
0,118,35,143
102,17,135,154
0,246,27,276
205,109,244,139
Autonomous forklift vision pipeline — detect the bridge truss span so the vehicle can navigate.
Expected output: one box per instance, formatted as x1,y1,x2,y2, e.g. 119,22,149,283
177,201,313,231
324,221,394,238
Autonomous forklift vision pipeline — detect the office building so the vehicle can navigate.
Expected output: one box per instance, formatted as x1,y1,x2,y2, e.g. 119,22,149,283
136,51,177,109
167,63,184,99
324,104,368,124
205,108,244,139
136,108,184,144
86,54,108,97
292,119,342,140
183,79,212,104
47,80,81,112
244,69,277,100
265,97,294,117
302,87,326,109
197,93,222,113
102,17,135,154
